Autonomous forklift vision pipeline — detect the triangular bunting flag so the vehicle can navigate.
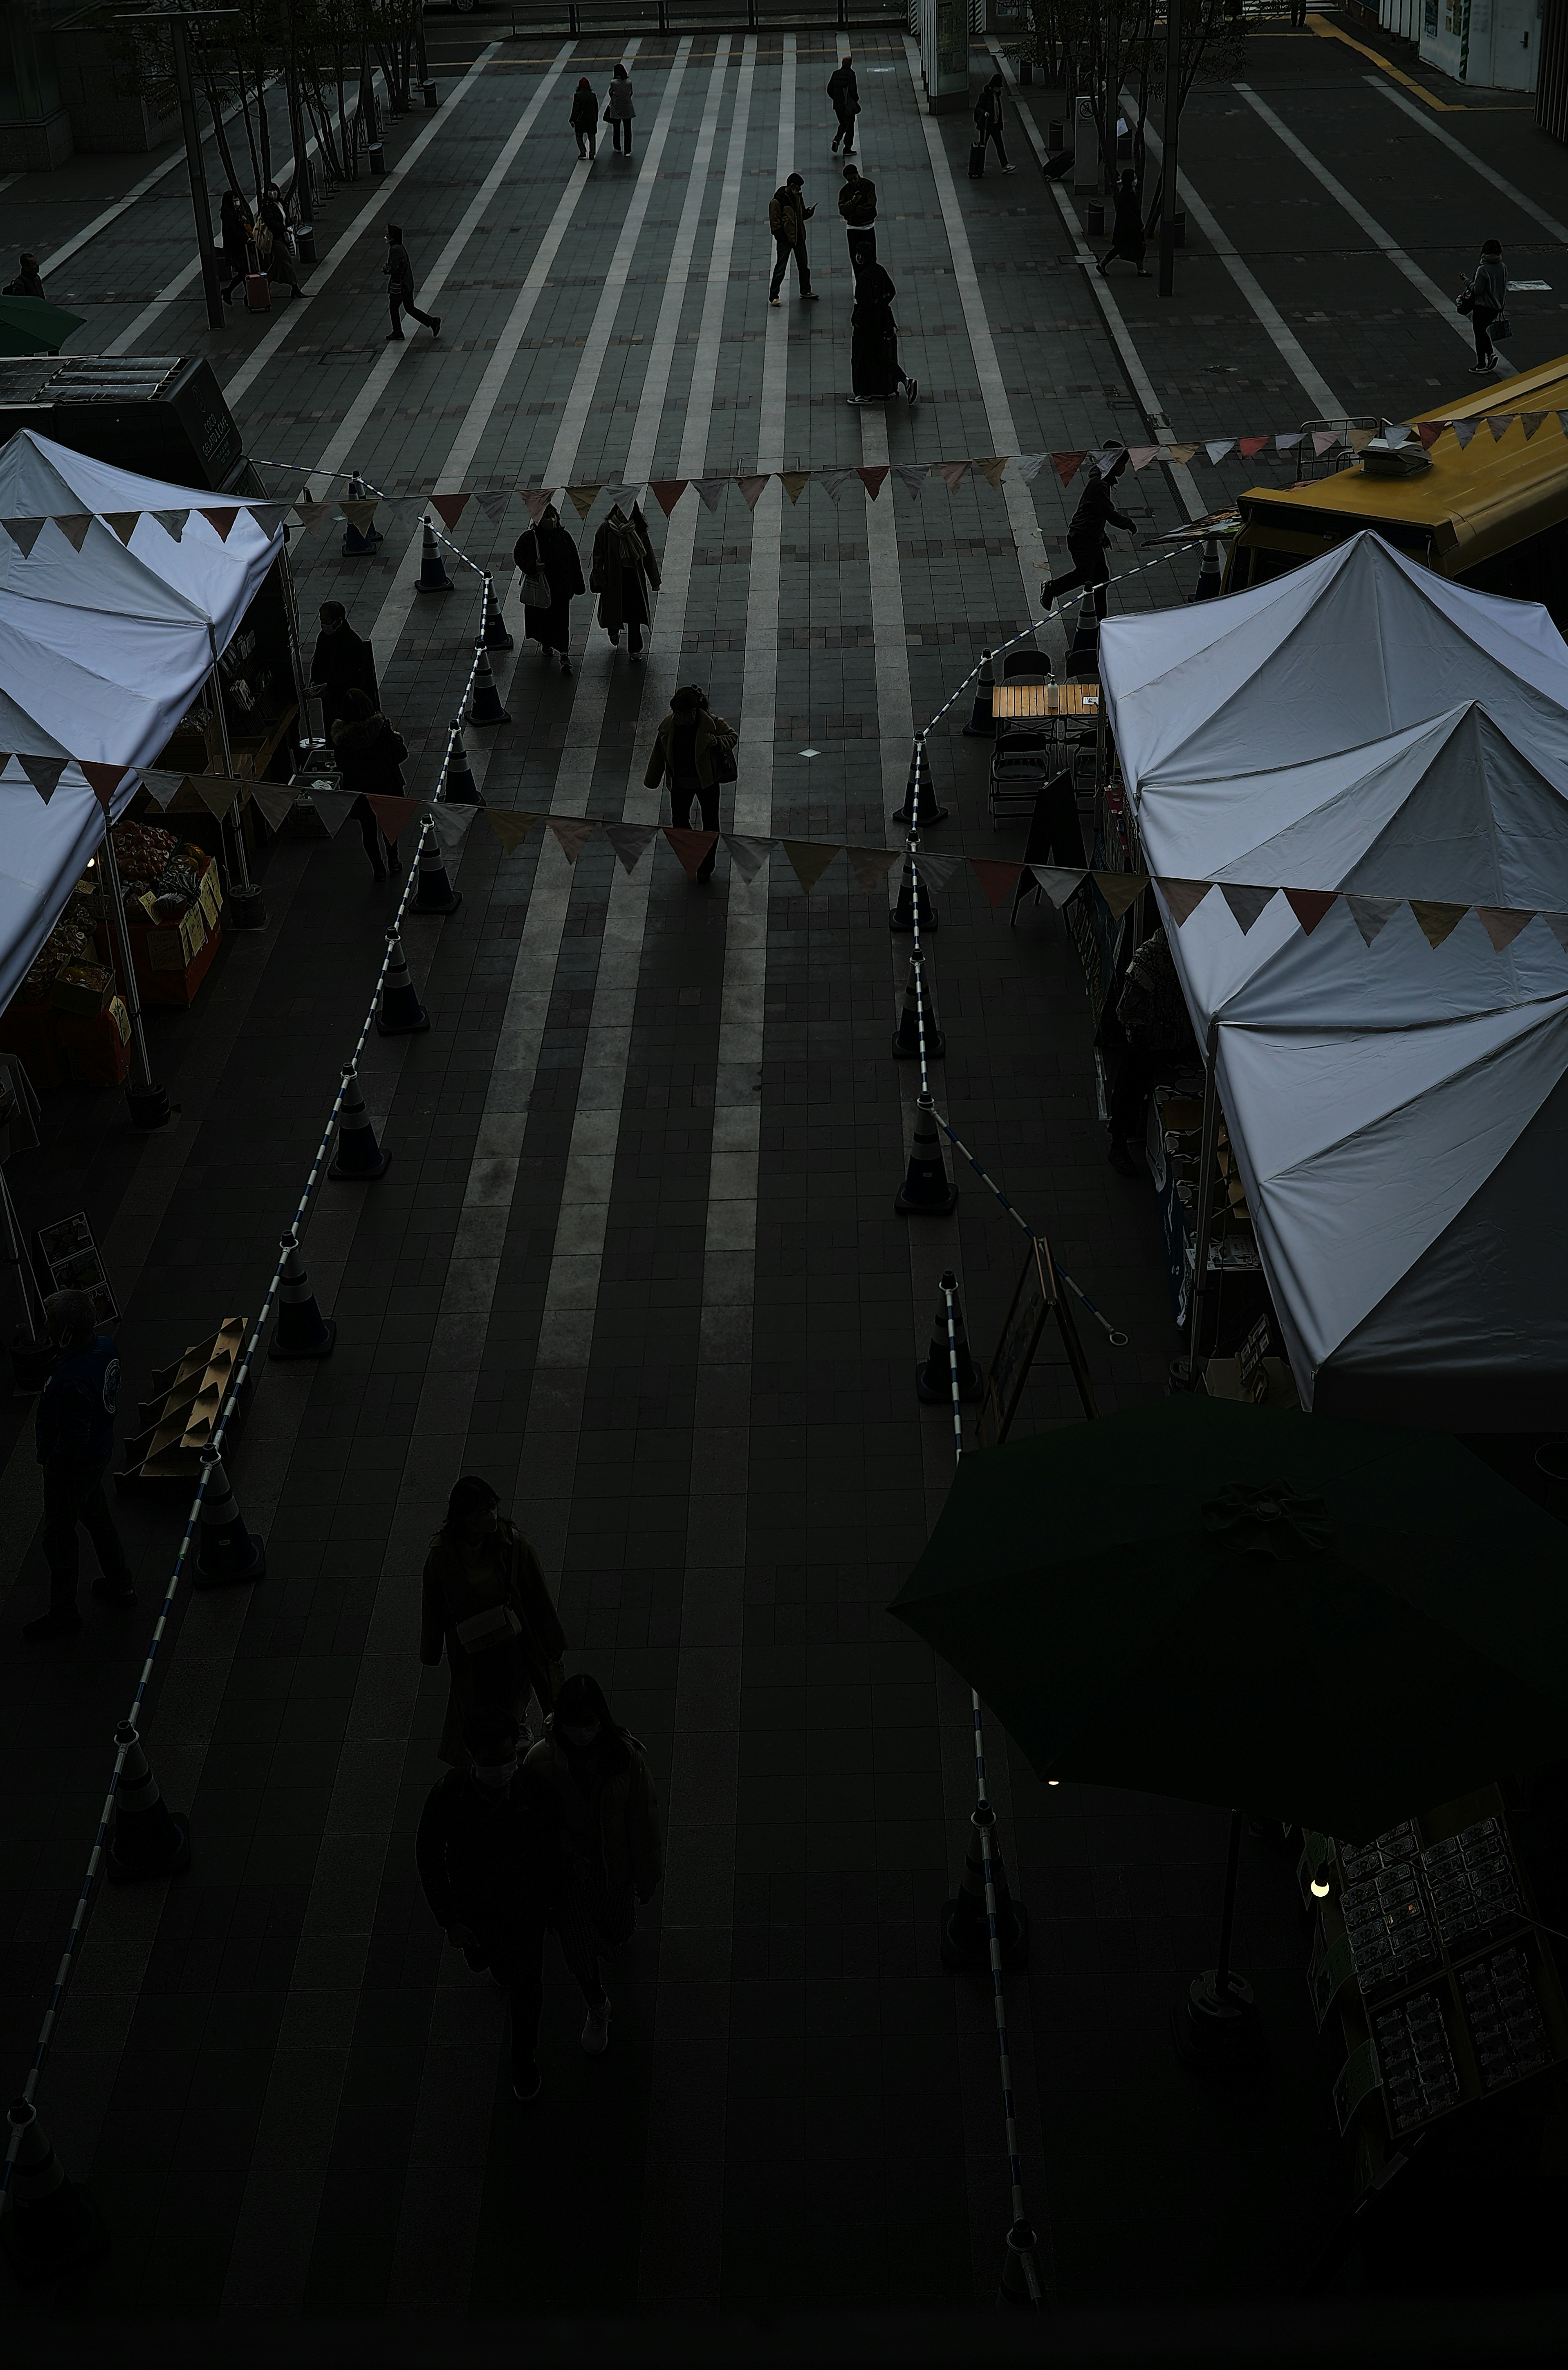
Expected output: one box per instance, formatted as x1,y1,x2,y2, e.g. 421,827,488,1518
1283,887,1337,936
17,754,67,801
845,845,899,894
138,768,187,809
194,774,239,818
1219,882,1276,933
80,760,127,809
1486,414,1515,443
778,471,810,503
566,485,601,519
737,476,770,511
1,517,46,557
691,477,729,512
1522,413,1547,441
547,817,597,864
722,833,774,882
1410,898,1469,949
424,801,480,854
103,512,140,546
1205,440,1236,464
198,506,239,541
1093,871,1146,920
1275,433,1303,450
856,466,889,500
248,782,299,831
1452,420,1478,448
912,849,959,888
1030,864,1088,907
1344,893,1401,947
933,461,969,493
1557,413,1568,439
247,502,287,540
1051,451,1087,485
292,502,336,536
976,457,1008,487
781,840,839,893
1474,905,1535,952
664,826,718,878
365,793,419,843
1417,422,1445,449
1541,911,1568,952
602,822,660,872
430,492,470,531
1165,444,1198,465
339,499,379,534
475,487,512,527
1087,448,1125,477
1155,877,1212,926
487,810,539,853
1237,436,1268,459
969,858,1024,909
892,465,929,502
305,785,358,836
1311,430,1339,457
54,513,92,550
1125,447,1162,470
523,490,554,524
1011,455,1048,483
816,470,856,503
601,482,643,511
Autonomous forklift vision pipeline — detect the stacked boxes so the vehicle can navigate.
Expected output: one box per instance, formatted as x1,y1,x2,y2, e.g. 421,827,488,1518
1420,1818,1526,1952
1372,1989,1462,2134
1457,1947,1552,2094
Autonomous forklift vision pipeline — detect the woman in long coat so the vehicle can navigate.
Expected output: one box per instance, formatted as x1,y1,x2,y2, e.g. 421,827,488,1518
513,505,585,676
421,1476,566,1766
604,62,635,154
589,501,660,662
331,687,408,881
849,263,916,406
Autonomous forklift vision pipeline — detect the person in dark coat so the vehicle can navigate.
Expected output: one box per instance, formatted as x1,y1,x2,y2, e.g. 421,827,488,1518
768,174,817,304
258,182,300,296
4,252,44,299
218,189,252,304
420,1476,566,1769
24,1290,136,1642
569,76,598,158
828,55,860,153
513,504,585,675
1099,169,1149,277
332,688,408,881
644,684,738,883
974,76,1016,174
1041,449,1137,622
416,1711,568,2103
589,502,660,662
307,600,379,738
385,221,440,341
848,263,916,406
839,163,877,276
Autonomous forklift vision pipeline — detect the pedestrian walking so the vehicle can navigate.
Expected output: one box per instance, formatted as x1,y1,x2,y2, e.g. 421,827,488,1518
307,598,379,740
1098,167,1149,278
643,683,738,884
768,172,817,305
828,54,860,153
604,62,635,155
416,1711,568,2103
384,222,441,341
218,189,252,304
1459,238,1508,374
24,1290,136,1642
514,503,585,676
1040,448,1137,623
421,1476,567,1768
589,500,660,662
848,261,917,406
3,251,44,299
839,161,878,276
525,1674,663,2060
331,688,408,881
1288,0,1308,24
974,75,1016,174
570,75,598,158
254,182,300,299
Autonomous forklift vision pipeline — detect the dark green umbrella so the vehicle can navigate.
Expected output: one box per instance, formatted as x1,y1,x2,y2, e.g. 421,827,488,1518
892,1397,1568,1844
0,295,86,357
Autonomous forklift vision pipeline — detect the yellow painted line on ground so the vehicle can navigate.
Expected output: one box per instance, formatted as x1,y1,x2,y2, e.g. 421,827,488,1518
1307,11,1460,106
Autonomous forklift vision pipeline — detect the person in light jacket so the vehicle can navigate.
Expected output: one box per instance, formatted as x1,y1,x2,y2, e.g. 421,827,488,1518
421,1476,566,1768
604,62,635,154
525,1673,663,2059
590,501,660,661
1463,238,1507,373
513,503,585,675
644,684,738,882
570,75,598,159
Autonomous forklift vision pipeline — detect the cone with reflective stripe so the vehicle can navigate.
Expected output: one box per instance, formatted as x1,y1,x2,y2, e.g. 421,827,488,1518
892,949,943,1059
998,2220,1044,2312
889,846,939,936
468,648,510,727
444,731,481,806
895,1091,958,1216
415,515,452,594
194,1447,266,1587
269,1231,336,1360
414,832,463,915
0,2100,109,2284
941,1801,1027,1969
481,571,513,650
376,929,430,1036
917,1269,982,1403
328,1062,390,1180
962,647,996,737
1192,532,1223,603
107,1720,192,1880
341,472,382,557
892,737,946,827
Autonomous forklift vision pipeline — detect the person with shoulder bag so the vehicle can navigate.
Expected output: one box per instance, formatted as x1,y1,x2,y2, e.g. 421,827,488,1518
420,1476,567,1765
1459,238,1508,373
513,502,584,676
604,62,635,154
644,682,737,883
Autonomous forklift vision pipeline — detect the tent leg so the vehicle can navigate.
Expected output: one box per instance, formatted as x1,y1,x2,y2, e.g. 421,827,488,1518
97,820,170,1131
209,660,267,930
1183,1020,1222,1390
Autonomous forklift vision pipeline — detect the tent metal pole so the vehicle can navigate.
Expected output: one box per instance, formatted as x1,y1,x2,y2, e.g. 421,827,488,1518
207,659,255,895
96,815,169,1131
1185,1018,1221,1388
0,1167,45,1343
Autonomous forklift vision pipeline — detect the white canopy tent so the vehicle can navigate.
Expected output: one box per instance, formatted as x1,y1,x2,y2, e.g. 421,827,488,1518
0,430,284,1016
1097,534,1568,1430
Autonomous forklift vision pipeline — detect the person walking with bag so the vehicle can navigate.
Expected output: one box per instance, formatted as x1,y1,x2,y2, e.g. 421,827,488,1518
258,182,300,298
973,76,1016,175
384,222,441,341
644,683,738,884
332,687,408,881
218,188,252,305
768,173,817,305
828,55,860,154
839,162,878,276
604,62,635,155
525,1674,663,2060
23,1290,136,1642
1098,167,1149,278
514,504,585,676
1040,448,1137,623
1460,238,1508,374
421,1477,566,1767
570,75,598,159
590,500,660,662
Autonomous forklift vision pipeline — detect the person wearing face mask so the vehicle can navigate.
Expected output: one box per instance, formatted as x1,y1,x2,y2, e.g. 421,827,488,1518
421,1477,566,1768
525,1673,663,2058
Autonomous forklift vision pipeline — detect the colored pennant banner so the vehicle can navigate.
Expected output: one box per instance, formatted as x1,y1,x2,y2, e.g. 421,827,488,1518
1154,877,1568,955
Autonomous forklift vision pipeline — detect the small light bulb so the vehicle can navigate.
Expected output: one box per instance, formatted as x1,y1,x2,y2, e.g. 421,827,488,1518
1310,1873,1331,1900
1047,1778,1060,1788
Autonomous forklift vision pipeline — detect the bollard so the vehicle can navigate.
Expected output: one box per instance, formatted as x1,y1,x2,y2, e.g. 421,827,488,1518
895,1091,958,1217
998,2219,1043,2311
227,878,267,932
193,1446,267,1587
415,516,453,594
892,949,943,1060
368,140,385,178
1069,599,1099,663
962,648,996,737
376,929,430,1036
941,1800,1028,1969
481,572,514,651
1192,532,1223,603
889,848,940,936
0,2100,109,2284
295,219,317,270
328,1061,391,1179
468,648,511,727
443,731,482,806
269,1231,336,1360
341,472,382,558
414,833,463,915
892,737,946,827
917,1269,983,1402
423,77,439,109
107,1720,192,1882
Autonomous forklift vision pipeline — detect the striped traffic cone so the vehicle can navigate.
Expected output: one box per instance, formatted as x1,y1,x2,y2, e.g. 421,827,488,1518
107,1721,192,1882
415,515,452,593
341,473,382,557
414,834,463,915
962,648,996,737
940,1800,1027,1970
481,572,513,650
328,1063,390,1179
0,2100,109,2284
895,1091,958,1217
916,1270,983,1403
269,1232,336,1360
468,648,511,727
444,732,482,806
376,930,430,1035
893,737,946,827
1192,532,1223,603
998,2220,1044,2311
193,1447,266,1587
889,847,940,936
892,949,943,1060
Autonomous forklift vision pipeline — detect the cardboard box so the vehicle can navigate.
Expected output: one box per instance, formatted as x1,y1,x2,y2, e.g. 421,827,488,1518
49,960,114,1017
146,903,207,973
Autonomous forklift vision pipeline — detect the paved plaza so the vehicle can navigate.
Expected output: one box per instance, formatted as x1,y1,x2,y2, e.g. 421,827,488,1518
3,8,1568,2330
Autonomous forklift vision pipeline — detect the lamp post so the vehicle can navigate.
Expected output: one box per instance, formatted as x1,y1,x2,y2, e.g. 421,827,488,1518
116,8,240,332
